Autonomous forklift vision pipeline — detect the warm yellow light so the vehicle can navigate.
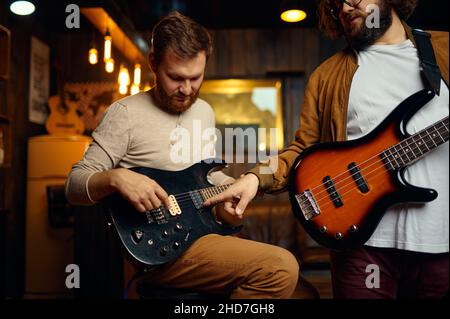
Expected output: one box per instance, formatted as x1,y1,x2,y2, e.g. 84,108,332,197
130,84,140,95
119,84,128,95
105,58,114,73
118,65,130,86
143,83,151,92
104,34,112,61
281,9,307,23
133,64,141,85
88,48,98,65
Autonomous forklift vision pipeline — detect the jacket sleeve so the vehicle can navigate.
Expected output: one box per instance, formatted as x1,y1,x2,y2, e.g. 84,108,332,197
248,73,322,193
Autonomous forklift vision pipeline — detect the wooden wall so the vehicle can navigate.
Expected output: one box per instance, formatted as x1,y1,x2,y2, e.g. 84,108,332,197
207,28,343,142
0,1,50,297
205,28,343,191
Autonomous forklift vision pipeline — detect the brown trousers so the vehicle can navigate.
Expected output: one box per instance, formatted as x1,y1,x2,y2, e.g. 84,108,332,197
135,234,299,299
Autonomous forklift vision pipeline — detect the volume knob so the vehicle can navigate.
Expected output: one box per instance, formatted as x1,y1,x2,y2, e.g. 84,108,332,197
160,246,169,256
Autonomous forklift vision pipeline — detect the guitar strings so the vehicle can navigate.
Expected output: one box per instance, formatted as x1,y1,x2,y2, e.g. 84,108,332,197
172,184,232,202
170,120,448,208
297,118,449,203
298,123,449,210
150,118,448,212
149,185,233,211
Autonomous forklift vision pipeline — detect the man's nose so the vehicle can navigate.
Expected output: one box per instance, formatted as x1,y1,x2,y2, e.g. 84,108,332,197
179,80,193,96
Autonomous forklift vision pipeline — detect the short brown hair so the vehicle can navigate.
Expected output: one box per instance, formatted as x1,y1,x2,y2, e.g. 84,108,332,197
318,0,419,39
150,11,212,65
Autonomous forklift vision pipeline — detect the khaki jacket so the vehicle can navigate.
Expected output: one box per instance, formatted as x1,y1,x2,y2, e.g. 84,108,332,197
250,24,449,193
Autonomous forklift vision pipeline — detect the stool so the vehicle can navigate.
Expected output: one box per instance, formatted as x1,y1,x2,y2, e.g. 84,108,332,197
136,283,229,299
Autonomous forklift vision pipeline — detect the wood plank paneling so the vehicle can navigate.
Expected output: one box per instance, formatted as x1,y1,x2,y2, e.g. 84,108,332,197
206,28,340,79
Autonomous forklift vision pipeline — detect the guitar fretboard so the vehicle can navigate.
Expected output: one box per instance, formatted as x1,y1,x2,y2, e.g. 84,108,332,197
198,184,232,201
381,116,449,170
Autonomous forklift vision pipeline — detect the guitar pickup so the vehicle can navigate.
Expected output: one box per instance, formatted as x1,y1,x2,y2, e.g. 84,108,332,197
323,176,343,208
167,195,181,216
348,162,369,194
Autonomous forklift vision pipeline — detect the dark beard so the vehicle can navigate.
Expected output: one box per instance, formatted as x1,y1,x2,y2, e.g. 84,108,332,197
345,1,393,51
152,80,199,114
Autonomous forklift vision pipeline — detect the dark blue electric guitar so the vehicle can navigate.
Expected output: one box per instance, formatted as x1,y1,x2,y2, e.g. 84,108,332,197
105,160,241,266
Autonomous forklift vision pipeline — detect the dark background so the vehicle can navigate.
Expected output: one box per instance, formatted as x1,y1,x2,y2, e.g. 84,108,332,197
0,0,448,298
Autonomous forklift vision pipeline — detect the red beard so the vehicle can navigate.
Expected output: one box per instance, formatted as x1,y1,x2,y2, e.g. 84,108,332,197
152,81,200,114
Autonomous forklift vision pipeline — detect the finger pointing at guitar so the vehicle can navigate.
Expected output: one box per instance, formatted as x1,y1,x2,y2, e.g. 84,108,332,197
203,173,260,218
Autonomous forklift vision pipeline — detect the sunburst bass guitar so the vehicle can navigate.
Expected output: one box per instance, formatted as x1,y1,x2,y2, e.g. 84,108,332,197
289,89,448,251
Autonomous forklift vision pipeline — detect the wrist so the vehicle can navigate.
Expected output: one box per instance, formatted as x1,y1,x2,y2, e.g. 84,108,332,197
108,169,124,191
243,172,263,196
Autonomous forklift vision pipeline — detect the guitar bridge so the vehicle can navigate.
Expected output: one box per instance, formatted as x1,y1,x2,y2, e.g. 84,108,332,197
295,190,321,221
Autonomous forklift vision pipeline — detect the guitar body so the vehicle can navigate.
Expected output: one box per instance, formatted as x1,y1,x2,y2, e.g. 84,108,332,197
106,160,242,266
289,90,442,251
46,95,84,135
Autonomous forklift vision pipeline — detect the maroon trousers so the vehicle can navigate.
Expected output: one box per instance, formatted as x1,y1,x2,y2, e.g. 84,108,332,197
330,246,449,299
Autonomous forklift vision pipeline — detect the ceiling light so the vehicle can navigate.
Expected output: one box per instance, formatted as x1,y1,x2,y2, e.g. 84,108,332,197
105,58,114,73
88,48,98,65
280,0,307,23
104,29,112,62
281,9,307,23
10,1,35,16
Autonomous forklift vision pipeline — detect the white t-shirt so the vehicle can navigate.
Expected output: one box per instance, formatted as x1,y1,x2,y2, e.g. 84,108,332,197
347,40,449,254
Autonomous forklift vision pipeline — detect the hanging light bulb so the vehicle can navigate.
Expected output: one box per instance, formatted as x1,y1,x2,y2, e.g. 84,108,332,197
118,64,130,86
88,48,98,65
105,58,114,73
119,84,128,95
130,84,140,95
104,29,112,62
118,64,130,95
133,64,141,86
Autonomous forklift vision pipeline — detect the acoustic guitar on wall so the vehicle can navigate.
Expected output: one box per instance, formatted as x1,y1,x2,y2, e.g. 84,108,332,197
45,94,84,135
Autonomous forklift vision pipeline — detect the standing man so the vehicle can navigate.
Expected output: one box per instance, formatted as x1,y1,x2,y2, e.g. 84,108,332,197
205,0,449,298
65,12,299,299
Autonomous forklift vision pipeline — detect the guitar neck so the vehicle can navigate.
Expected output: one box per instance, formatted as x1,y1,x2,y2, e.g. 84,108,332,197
198,184,233,201
381,116,449,170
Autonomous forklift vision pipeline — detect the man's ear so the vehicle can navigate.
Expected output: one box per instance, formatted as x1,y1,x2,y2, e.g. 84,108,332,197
148,53,156,73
